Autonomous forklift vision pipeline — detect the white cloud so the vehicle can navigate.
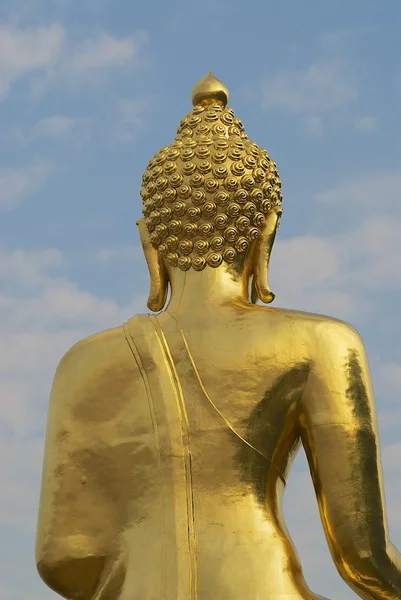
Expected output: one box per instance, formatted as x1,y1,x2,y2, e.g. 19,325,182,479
261,60,357,115
6,115,93,149
0,245,146,445
0,24,65,97
271,235,358,318
7,98,147,147
0,248,63,283
0,262,146,336
112,95,153,142
271,216,401,318
0,25,148,99
353,115,379,133
0,160,54,210
269,170,401,318
347,216,401,291
69,31,147,71
31,115,81,137
260,29,365,122
316,170,401,212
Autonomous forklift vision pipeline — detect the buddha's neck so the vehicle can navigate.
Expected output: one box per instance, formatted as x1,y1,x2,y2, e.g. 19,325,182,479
165,267,250,315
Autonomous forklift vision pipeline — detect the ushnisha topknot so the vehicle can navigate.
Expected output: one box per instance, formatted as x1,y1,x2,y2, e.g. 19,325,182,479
140,72,282,272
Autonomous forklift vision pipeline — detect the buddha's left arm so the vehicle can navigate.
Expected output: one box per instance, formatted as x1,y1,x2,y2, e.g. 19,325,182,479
300,321,401,599
36,328,133,599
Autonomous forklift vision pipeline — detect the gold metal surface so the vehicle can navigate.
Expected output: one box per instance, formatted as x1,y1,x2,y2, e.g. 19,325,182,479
36,73,401,599
141,71,281,276
191,71,230,107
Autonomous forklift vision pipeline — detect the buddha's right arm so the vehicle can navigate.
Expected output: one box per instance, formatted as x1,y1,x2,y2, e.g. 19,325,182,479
300,320,401,600
36,327,136,599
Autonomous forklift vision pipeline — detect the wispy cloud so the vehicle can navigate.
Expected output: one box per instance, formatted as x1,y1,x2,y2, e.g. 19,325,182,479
31,115,81,137
353,115,379,134
260,28,374,135
316,169,401,213
262,59,358,115
0,24,65,98
272,217,401,319
0,160,54,210
0,24,148,100
68,31,147,71
112,95,153,142
270,169,401,317
271,234,356,318
7,114,92,147
0,248,63,284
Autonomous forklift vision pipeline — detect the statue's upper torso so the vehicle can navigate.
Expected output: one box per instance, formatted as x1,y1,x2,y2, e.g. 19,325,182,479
37,305,340,600
120,310,313,600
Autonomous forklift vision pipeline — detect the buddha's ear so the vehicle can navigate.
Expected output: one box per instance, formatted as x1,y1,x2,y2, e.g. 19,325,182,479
137,219,169,312
252,208,281,305
250,277,258,304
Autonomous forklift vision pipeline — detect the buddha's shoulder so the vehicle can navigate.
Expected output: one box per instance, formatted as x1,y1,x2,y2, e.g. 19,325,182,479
54,321,141,382
252,305,362,343
50,320,152,416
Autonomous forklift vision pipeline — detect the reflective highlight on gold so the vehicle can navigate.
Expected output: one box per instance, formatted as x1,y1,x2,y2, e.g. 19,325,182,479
191,70,230,107
36,74,401,599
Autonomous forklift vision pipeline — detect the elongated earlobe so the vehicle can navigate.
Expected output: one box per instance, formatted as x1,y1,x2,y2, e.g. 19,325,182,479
137,219,169,312
250,277,258,304
253,211,279,304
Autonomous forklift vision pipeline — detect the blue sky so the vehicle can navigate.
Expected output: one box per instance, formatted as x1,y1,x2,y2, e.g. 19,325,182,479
0,0,400,598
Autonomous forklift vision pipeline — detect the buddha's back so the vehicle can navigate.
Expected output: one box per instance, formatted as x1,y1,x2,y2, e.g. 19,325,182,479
37,304,330,599
121,307,324,600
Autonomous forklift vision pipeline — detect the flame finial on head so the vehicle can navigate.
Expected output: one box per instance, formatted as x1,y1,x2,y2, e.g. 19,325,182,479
191,71,230,108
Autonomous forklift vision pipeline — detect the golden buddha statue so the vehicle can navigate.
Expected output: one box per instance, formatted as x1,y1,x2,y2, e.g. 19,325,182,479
36,72,401,600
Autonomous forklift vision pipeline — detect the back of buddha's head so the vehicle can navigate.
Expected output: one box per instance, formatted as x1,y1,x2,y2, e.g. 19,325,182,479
140,72,282,272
